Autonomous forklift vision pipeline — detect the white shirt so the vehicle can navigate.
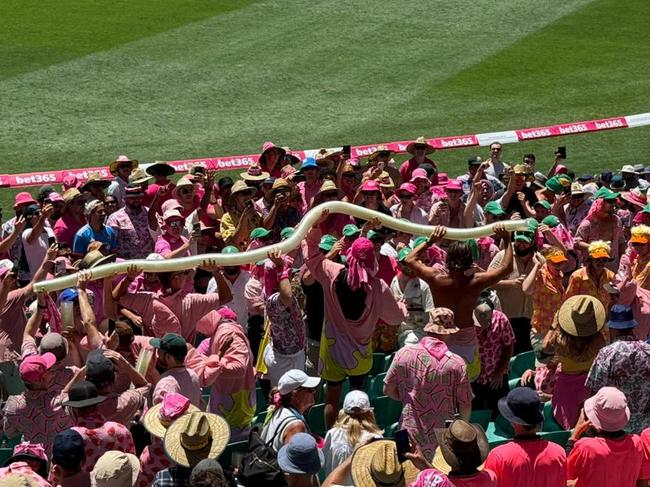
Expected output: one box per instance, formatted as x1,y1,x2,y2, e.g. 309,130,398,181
206,269,251,325
323,428,381,479
389,276,434,331
21,227,55,280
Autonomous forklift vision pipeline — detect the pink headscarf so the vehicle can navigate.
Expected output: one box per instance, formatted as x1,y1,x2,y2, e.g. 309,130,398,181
216,306,238,323
409,469,454,487
346,238,378,291
586,197,607,222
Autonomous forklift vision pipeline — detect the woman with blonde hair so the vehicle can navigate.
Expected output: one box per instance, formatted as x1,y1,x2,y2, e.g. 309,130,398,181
322,390,383,479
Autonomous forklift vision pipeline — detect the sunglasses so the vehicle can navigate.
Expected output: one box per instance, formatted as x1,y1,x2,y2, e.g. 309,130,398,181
362,191,379,197
179,188,194,195
168,220,183,228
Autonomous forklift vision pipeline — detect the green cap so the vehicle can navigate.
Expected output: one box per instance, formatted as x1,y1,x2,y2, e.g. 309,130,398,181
221,245,239,254
514,232,534,243
367,230,384,241
594,187,620,201
250,227,273,240
319,234,338,251
526,218,540,232
149,333,187,359
465,239,479,263
643,204,650,214
545,175,571,194
484,201,506,216
280,227,295,240
397,247,412,262
542,215,560,227
342,224,361,237
534,200,552,210
412,236,428,247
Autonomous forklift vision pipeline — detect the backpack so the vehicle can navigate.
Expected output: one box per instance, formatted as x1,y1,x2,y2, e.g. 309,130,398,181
238,414,300,487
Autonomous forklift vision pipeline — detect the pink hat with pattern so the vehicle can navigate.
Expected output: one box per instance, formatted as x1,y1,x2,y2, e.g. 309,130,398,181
424,308,459,335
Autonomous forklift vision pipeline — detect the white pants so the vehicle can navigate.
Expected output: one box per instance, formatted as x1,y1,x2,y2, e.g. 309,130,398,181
263,344,306,387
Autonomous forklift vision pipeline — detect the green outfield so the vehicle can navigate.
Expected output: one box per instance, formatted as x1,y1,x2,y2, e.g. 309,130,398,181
1,0,649,210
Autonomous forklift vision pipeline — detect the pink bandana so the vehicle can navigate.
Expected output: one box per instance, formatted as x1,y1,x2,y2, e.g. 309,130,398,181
410,469,454,487
217,306,238,323
586,197,607,222
159,393,191,425
346,238,378,291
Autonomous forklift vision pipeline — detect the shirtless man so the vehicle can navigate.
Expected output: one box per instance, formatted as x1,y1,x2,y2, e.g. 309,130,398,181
404,224,513,367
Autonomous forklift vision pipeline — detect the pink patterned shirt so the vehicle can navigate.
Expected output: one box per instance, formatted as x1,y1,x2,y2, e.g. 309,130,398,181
106,205,154,259
0,462,52,486
476,310,515,385
71,413,135,473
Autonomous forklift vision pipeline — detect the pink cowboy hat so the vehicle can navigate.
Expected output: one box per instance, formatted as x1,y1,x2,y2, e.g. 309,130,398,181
621,189,647,208
258,142,286,166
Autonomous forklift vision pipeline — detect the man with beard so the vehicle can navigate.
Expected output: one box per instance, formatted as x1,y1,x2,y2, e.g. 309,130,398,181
106,183,154,259
150,333,202,407
206,246,251,326
72,199,117,255
489,222,540,354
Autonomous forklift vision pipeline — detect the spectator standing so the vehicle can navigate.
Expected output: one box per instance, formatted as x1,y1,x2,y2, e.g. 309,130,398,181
53,189,87,248
106,183,154,259
400,137,436,182
106,155,138,207
150,333,202,407
72,200,117,255
49,429,90,487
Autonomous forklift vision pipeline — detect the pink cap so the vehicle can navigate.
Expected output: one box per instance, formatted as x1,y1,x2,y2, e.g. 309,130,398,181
444,179,463,191
361,180,380,192
48,192,64,203
584,386,630,432
13,192,37,209
62,174,82,190
12,442,48,462
348,157,361,167
161,198,183,214
436,173,450,186
162,208,183,221
555,164,568,174
159,393,191,423
410,168,429,182
217,306,238,323
397,183,417,195
19,353,56,383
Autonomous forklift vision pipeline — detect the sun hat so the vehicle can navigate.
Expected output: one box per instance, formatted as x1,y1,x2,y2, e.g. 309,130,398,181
128,167,153,185
63,174,83,190
571,182,585,195
497,387,543,426
634,163,645,173
0,474,39,487
621,189,647,208
432,420,489,475
318,180,339,195
172,176,198,199
13,192,38,209
532,172,548,189
342,224,361,238
277,432,324,475
80,250,117,269
543,247,568,264
0,259,15,280
62,381,107,408
163,411,230,468
410,168,429,183
578,174,595,183
584,387,630,432
52,429,85,470
143,393,199,438
631,224,650,244
80,172,112,193
150,333,188,360
368,145,393,163
84,199,104,216
361,180,380,193
85,349,115,386
62,188,87,204
278,369,321,395
18,353,56,383
397,247,412,263
409,469,454,487
351,440,419,487
406,136,434,155
48,192,64,203
271,178,290,193
621,164,637,174
444,180,463,192
250,227,273,240
558,295,606,337
513,164,530,175
610,175,626,191
607,304,637,330
124,183,145,199
587,240,611,260
378,172,395,189
483,201,505,217
259,142,286,166
146,161,176,177
91,451,140,487
3,443,48,478
109,155,139,174
397,183,417,197
230,180,256,196
541,215,560,228
343,390,373,414
240,164,270,182
424,308,459,335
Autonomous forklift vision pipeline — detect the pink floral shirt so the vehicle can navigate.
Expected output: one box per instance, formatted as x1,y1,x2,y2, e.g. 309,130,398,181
106,205,154,259
71,413,135,473
138,438,171,487
476,310,515,385
0,462,52,486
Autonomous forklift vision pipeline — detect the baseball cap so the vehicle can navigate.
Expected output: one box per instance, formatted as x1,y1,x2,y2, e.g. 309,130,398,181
280,227,295,240
534,200,552,210
541,215,560,228
544,247,568,264
250,227,273,240
301,157,318,169
514,232,534,243
484,201,505,217
342,224,361,237
318,235,338,252
0,259,14,279
467,156,482,165
85,349,115,385
162,208,183,221
221,245,239,254
52,429,86,470
343,390,373,414
150,333,187,359
278,369,321,395
397,247,412,262
19,353,56,383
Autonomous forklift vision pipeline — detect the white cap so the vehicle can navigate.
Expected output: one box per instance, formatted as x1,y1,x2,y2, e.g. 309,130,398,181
343,390,372,414
621,165,637,174
278,369,321,395
162,208,183,221
145,253,164,261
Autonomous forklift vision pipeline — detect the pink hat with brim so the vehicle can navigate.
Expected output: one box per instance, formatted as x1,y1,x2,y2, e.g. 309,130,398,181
555,165,568,175
162,209,183,221
410,169,429,182
397,183,417,196
444,180,463,192
584,386,630,432
13,192,37,209
361,180,380,192
436,173,450,186
63,174,82,190
19,353,57,383
48,192,64,203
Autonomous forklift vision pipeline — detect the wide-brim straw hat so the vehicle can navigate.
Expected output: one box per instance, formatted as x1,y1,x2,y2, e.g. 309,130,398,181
406,136,434,155
558,294,606,337
80,172,112,192
240,164,270,181
230,180,256,196
172,176,198,199
378,171,395,189
129,167,153,185
432,421,489,474
368,145,393,162
109,155,139,174
351,440,419,487
164,411,230,468
143,402,200,439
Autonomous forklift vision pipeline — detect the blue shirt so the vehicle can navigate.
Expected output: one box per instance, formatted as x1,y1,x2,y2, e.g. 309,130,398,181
72,224,117,254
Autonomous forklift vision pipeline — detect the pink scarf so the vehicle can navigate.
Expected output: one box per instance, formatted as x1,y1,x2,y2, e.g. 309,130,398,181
346,238,378,291
46,293,62,333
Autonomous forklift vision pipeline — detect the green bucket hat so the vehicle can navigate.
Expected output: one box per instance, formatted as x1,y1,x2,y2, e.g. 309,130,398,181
545,176,571,194
397,247,412,262
319,234,338,251
221,245,239,254
280,227,295,240
412,236,428,247
594,187,620,201
484,201,506,217
542,215,560,228
342,224,361,238
250,227,273,240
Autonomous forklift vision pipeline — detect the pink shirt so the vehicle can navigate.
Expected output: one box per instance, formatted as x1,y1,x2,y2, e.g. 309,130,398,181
146,182,176,208
476,310,515,385
53,213,86,248
484,438,566,487
153,367,202,407
450,470,498,486
297,180,321,213
138,438,170,487
94,386,150,426
376,254,398,286
154,233,189,258
0,287,29,362
0,462,51,486
568,435,645,486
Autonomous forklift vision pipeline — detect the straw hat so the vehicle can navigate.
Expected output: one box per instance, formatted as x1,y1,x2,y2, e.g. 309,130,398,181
80,250,117,269
163,411,230,468
378,171,395,189
172,176,198,199
80,172,111,192
368,145,393,162
146,161,176,177
0,474,39,487
432,421,489,475
558,295,606,337
230,180,256,196
109,155,139,175
406,136,434,155
128,167,153,185
351,440,419,487
240,164,270,182
143,393,200,439
318,180,339,195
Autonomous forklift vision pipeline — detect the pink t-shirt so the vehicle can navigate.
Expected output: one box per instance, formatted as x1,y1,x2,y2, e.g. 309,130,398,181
145,182,176,208
0,287,29,362
297,180,321,213
152,367,202,407
484,438,566,487
450,469,498,486
568,435,645,486
154,233,189,257
53,213,86,247
476,310,515,385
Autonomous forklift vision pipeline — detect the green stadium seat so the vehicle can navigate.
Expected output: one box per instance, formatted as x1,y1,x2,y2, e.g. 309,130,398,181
371,396,402,429
539,430,571,447
469,409,491,430
0,435,22,449
220,440,248,469
384,354,394,372
256,386,268,414
370,353,386,377
486,414,514,443
384,421,399,438
252,410,267,427
367,373,387,400
306,403,327,437
488,438,510,449
542,401,563,432
508,351,536,380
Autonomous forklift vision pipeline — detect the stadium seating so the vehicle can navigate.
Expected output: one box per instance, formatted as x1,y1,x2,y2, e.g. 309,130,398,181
508,351,536,380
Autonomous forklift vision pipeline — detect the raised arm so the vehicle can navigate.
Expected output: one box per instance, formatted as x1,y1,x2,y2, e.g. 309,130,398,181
25,204,53,244
0,217,25,254
77,270,103,350
23,243,58,296
476,224,514,287
404,226,447,285
267,250,293,307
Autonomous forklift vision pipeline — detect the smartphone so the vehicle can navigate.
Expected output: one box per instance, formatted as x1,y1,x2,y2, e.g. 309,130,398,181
108,319,116,335
394,429,410,463
245,199,254,209
54,259,66,275
48,236,56,246
342,145,351,157
192,222,201,233
556,146,566,159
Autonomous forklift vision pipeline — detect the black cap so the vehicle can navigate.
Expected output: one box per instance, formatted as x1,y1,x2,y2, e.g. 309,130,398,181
467,156,482,165
85,349,115,386
62,380,106,408
150,333,187,360
218,177,234,191
53,429,85,470
419,163,436,177
497,387,543,426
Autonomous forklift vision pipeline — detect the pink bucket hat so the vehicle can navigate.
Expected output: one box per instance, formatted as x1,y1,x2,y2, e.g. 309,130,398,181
584,386,630,432
424,308,459,335
444,179,463,192
13,192,37,209
143,392,198,438
361,180,380,193
62,174,82,191
410,168,429,183
19,353,57,383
